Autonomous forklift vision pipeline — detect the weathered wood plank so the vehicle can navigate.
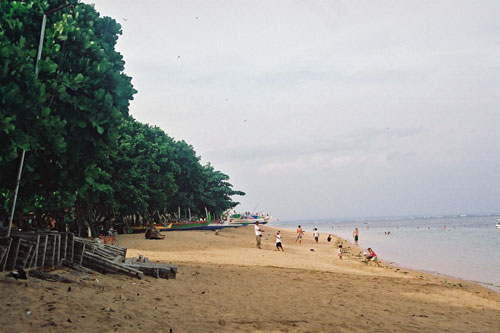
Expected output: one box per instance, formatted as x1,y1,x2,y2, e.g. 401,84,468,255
28,269,80,283
5,238,21,271
122,262,177,279
82,252,143,279
0,238,11,271
41,235,48,267
31,234,40,269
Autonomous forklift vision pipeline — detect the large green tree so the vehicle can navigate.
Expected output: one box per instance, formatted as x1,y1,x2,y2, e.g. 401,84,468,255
1,1,244,232
0,0,136,222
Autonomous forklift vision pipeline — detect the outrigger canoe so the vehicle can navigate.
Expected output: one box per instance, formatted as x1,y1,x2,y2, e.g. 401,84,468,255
129,223,172,234
166,219,211,231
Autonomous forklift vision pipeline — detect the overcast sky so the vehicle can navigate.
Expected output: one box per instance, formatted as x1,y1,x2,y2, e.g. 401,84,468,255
86,0,499,220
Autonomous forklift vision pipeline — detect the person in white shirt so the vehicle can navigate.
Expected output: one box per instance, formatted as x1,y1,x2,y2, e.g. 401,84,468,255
313,228,319,243
254,222,264,249
275,230,284,252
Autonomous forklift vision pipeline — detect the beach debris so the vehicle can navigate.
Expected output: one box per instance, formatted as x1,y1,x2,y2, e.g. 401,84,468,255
310,249,315,252
0,231,177,281
26,310,32,315
7,268,27,280
28,269,80,283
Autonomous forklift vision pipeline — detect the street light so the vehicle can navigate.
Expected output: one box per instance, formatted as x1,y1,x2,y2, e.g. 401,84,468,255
6,3,74,237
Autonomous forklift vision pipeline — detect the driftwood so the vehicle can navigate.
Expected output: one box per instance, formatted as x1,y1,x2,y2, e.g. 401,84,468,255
122,262,177,279
62,259,98,274
82,251,144,279
28,269,80,283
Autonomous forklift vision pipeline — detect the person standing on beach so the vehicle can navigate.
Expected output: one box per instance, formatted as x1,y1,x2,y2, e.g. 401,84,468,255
255,222,264,249
296,225,303,244
275,230,284,251
353,228,359,245
338,245,343,260
313,228,319,243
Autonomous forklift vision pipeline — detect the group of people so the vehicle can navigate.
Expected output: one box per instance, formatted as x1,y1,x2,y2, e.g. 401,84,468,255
255,222,284,251
253,223,380,266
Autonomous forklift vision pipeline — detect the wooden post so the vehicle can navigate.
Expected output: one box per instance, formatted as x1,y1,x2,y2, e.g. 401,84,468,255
41,234,48,267
56,234,61,264
32,234,40,269
70,233,74,264
62,232,68,260
0,238,12,272
6,238,21,271
79,243,86,266
21,243,33,269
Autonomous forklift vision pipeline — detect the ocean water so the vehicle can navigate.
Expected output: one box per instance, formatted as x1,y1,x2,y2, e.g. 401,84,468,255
274,215,500,290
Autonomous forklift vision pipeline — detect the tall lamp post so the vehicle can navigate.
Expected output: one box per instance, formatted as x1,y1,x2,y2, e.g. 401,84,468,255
6,3,74,237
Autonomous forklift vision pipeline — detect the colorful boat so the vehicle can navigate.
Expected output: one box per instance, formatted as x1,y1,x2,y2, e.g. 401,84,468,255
225,212,271,225
129,223,172,234
167,219,211,231
165,213,212,231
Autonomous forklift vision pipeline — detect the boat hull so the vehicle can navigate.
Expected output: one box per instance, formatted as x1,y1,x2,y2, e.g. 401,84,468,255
166,220,211,231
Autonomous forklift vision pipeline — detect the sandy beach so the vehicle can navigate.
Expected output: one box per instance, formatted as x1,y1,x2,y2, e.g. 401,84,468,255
1,225,499,332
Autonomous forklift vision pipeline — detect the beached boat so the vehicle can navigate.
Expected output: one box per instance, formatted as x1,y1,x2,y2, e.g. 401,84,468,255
164,213,213,231
167,219,211,231
196,223,246,231
225,213,272,225
129,223,172,234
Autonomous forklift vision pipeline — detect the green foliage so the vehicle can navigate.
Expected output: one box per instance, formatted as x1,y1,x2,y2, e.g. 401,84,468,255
0,0,244,231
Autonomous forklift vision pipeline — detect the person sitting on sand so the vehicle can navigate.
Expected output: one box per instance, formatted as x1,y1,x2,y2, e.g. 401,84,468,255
296,225,303,244
145,225,165,240
364,247,380,266
275,230,284,252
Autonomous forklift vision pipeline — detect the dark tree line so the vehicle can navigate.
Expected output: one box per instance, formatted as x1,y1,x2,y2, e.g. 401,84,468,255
0,0,244,235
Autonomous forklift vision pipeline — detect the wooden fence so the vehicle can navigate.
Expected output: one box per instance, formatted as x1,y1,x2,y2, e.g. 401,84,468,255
0,231,176,280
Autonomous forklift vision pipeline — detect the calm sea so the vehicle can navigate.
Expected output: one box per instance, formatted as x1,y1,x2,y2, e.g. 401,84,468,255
274,215,500,291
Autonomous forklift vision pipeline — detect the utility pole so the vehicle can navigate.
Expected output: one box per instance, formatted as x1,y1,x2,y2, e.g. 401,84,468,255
7,3,74,237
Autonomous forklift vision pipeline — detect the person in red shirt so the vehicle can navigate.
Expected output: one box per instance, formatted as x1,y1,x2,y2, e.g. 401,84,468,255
365,247,381,267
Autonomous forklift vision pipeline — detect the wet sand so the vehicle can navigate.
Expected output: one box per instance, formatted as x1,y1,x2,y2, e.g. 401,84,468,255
1,225,499,332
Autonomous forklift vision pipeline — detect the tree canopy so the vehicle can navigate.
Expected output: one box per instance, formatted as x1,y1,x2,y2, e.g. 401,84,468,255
0,0,244,234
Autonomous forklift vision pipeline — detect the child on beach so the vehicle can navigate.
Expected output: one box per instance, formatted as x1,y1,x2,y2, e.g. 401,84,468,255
275,230,284,252
313,228,319,243
364,247,380,266
327,234,332,242
338,245,343,260
296,225,303,244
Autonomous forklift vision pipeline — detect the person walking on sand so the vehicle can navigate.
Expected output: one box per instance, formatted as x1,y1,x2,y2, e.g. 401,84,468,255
352,227,359,245
275,230,284,252
338,245,343,260
364,247,380,267
255,222,264,249
296,225,303,244
313,228,319,243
